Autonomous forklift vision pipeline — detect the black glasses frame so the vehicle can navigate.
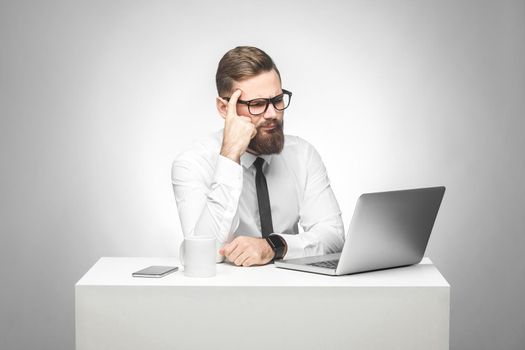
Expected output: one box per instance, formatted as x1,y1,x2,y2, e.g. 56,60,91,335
222,89,293,116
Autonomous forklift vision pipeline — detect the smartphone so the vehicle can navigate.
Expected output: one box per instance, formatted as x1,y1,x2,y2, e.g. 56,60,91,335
132,265,178,278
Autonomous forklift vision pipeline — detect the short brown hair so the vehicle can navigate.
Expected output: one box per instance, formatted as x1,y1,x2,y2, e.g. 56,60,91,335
215,46,281,96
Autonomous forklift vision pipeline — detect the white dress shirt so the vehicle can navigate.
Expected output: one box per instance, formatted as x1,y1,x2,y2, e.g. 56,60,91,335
171,130,344,259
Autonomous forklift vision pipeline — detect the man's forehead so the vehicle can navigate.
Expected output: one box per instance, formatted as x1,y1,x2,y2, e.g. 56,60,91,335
231,70,282,99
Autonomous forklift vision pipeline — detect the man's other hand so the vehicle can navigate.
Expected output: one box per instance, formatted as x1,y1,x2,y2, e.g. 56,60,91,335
219,236,275,267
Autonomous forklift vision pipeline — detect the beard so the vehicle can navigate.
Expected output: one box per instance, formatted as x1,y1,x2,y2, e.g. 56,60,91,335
248,120,285,155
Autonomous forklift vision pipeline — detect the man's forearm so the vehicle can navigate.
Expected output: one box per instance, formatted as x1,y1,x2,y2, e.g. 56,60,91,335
280,216,345,259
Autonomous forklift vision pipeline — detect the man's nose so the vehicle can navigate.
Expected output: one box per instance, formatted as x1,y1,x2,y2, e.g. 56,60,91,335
263,102,278,119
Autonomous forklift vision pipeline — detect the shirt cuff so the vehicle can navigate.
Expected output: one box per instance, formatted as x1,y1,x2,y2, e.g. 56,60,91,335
277,233,305,260
213,155,243,188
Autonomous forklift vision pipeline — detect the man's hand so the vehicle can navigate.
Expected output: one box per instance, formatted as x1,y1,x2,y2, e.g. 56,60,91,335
219,236,275,267
219,89,257,163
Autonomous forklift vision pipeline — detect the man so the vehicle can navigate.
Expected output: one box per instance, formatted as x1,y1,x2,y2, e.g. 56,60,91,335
172,46,344,267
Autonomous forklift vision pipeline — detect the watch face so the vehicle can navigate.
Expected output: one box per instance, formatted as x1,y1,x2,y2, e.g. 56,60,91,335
268,235,285,254
268,236,280,247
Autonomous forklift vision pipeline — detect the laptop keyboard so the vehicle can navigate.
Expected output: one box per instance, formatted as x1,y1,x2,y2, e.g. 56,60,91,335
308,259,339,269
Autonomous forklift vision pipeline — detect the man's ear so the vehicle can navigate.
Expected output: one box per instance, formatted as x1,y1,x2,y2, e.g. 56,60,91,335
216,97,227,119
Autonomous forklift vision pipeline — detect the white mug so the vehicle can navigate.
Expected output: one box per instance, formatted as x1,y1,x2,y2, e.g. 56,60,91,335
179,236,217,277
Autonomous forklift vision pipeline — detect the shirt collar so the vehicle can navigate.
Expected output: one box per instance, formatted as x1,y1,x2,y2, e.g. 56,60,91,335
240,152,273,169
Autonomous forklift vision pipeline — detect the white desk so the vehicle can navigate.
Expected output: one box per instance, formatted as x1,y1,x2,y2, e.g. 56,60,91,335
76,257,450,350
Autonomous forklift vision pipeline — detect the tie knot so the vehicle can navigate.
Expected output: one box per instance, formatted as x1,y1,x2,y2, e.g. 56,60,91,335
254,157,265,171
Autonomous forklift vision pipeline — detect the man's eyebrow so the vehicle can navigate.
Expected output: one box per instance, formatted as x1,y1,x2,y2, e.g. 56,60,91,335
245,91,283,100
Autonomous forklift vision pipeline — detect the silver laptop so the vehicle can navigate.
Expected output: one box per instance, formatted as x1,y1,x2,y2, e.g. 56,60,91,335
275,186,445,275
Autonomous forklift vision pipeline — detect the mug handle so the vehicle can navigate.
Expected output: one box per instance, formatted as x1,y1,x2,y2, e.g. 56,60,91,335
179,240,185,266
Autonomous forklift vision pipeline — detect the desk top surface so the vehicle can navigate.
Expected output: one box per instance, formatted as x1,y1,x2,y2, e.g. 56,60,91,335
76,257,449,288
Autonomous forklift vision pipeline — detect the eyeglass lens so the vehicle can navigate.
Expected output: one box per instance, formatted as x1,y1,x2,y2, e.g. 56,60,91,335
249,93,291,115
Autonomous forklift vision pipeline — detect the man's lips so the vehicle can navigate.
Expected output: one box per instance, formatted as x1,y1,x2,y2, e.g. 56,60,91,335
260,123,280,130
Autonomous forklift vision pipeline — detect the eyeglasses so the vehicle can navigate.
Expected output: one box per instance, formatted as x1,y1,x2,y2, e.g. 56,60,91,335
222,89,292,116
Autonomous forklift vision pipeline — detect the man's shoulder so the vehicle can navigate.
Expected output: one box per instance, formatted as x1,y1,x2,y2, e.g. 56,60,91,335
174,130,223,163
283,134,316,154
280,134,326,170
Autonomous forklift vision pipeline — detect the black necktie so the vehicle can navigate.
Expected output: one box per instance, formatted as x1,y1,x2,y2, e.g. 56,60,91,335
254,157,274,237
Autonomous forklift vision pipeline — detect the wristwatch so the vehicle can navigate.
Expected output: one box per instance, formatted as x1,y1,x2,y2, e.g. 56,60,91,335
265,234,287,260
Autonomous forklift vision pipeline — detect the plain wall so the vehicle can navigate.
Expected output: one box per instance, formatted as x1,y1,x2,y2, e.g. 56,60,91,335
1,0,524,349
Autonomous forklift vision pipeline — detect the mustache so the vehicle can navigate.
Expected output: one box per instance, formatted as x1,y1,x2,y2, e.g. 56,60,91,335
258,120,283,129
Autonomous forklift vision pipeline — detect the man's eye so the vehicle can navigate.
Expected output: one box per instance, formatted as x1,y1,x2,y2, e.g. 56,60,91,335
273,96,283,103
251,100,267,107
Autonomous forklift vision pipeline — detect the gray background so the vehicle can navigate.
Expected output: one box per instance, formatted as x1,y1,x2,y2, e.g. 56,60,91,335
1,0,524,349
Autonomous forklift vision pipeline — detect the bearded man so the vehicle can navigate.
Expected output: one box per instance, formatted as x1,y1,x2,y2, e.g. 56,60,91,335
171,46,344,266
